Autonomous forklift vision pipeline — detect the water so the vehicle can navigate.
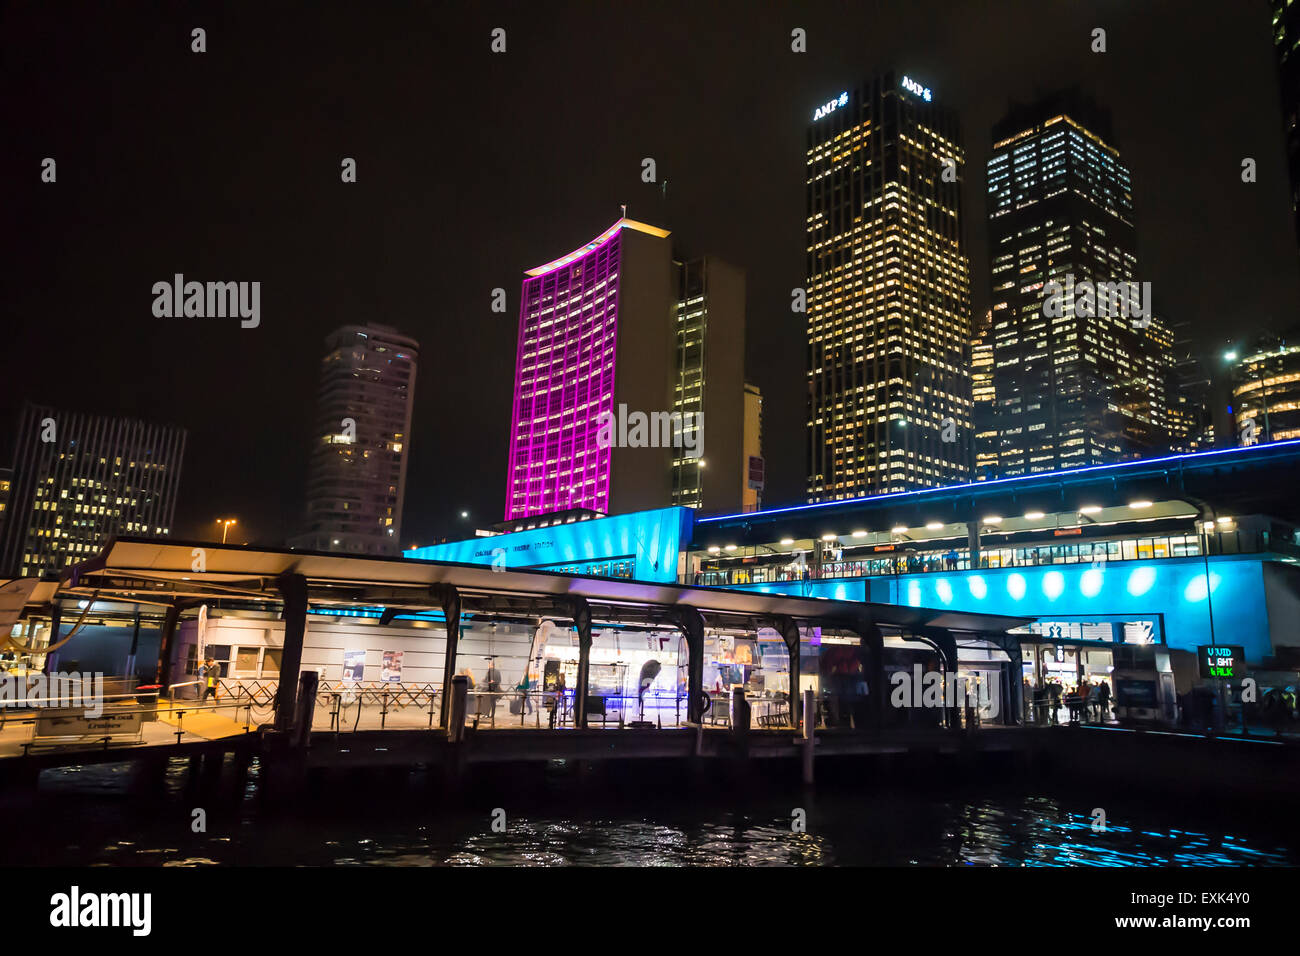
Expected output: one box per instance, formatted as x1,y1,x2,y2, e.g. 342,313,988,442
2,759,1294,866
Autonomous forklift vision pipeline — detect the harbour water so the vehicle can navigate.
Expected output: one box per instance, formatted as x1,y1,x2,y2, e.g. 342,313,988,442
1,758,1294,867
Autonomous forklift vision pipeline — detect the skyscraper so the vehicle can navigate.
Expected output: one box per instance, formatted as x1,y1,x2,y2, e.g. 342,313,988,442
742,382,764,513
0,403,186,579
504,219,754,522
672,256,746,513
1166,318,1214,454
1227,330,1300,445
289,323,418,556
505,218,676,521
986,93,1172,476
805,71,972,501
970,308,998,479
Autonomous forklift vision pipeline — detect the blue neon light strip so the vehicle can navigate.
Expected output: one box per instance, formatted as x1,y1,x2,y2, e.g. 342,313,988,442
696,441,1300,524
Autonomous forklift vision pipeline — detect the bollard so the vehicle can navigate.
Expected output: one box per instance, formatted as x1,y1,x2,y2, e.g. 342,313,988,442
292,671,318,748
802,689,815,785
731,687,751,753
447,675,468,743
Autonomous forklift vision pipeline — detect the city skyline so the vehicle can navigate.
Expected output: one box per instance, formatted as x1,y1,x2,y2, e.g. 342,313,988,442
5,0,1298,548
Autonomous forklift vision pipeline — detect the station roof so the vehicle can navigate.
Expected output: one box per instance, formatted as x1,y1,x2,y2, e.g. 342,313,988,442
54,538,1031,637
694,440,1300,548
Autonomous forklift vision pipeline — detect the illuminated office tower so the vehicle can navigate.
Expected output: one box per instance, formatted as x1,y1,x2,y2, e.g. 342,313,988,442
1166,318,1213,453
671,256,746,513
1228,331,1300,444
971,309,998,479
289,323,418,556
0,403,186,579
805,72,972,500
987,93,1172,476
0,468,10,552
505,218,676,521
742,382,764,513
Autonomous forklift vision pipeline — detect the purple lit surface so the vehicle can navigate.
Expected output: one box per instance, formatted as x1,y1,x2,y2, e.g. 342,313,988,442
505,226,623,520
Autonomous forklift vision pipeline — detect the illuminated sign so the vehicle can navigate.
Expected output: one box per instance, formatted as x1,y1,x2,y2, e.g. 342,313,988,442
1198,644,1244,679
900,75,932,102
813,92,848,121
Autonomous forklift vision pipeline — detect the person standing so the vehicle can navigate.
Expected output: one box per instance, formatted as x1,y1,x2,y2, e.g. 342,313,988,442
201,656,220,702
548,670,567,728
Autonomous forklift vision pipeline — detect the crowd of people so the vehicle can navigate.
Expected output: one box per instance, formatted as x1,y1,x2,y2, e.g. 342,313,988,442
1027,677,1111,725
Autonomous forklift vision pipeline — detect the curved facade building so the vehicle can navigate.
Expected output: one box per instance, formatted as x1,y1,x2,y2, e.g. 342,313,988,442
505,218,674,521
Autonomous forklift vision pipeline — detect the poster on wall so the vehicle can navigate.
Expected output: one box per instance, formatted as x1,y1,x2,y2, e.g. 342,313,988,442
381,650,403,682
342,649,366,682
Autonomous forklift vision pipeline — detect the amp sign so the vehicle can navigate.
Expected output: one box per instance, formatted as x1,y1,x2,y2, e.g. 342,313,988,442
901,75,932,101
813,92,848,120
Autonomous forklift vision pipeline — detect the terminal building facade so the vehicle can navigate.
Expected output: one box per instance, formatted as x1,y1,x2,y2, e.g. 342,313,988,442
412,441,1300,722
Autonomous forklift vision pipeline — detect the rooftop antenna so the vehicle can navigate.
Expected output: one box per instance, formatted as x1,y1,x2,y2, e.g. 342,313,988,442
620,203,627,219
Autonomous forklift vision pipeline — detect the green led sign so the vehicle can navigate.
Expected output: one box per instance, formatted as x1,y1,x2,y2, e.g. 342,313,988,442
1198,645,1244,679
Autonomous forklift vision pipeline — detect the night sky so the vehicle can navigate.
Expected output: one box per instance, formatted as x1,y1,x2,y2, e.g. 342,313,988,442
4,0,1297,548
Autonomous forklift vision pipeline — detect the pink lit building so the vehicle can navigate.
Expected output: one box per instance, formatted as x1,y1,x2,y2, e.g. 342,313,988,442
505,218,676,521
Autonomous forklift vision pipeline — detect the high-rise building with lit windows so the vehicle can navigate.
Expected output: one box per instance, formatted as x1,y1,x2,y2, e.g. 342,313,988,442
986,93,1173,476
0,403,186,579
505,218,677,521
1228,330,1300,444
971,309,998,479
671,256,746,513
289,323,418,556
505,220,753,522
805,71,973,501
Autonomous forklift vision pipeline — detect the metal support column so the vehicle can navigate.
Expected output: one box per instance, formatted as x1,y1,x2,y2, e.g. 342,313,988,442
924,627,961,730
156,602,183,696
853,616,886,731
437,584,461,729
773,615,802,733
669,606,706,723
273,573,308,732
569,597,592,728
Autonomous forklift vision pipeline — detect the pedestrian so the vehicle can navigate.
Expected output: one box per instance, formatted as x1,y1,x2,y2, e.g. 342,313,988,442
1097,680,1111,721
201,656,220,702
548,670,567,728
1047,680,1062,726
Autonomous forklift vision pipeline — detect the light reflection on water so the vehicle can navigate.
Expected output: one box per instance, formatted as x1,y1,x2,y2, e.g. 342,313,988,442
6,762,1294,867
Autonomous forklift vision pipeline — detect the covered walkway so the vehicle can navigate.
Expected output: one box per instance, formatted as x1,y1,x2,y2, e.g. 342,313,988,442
37,537,1032,737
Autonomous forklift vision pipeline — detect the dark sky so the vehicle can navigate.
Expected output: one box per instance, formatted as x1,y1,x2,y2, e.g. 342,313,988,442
4,0,1297,547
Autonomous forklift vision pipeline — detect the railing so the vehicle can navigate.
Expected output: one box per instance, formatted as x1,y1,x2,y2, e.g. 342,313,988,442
687,529,1298,588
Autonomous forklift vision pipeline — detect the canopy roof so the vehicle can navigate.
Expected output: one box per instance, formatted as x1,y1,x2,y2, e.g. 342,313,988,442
55,537,1032,636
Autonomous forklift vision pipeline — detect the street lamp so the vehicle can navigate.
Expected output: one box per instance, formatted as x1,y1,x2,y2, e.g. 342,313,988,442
215,518,236,544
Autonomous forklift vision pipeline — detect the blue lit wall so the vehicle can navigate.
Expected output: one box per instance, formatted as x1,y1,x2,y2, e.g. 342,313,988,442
865,555,1273,661
732,579,867,603
403,507,692,584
